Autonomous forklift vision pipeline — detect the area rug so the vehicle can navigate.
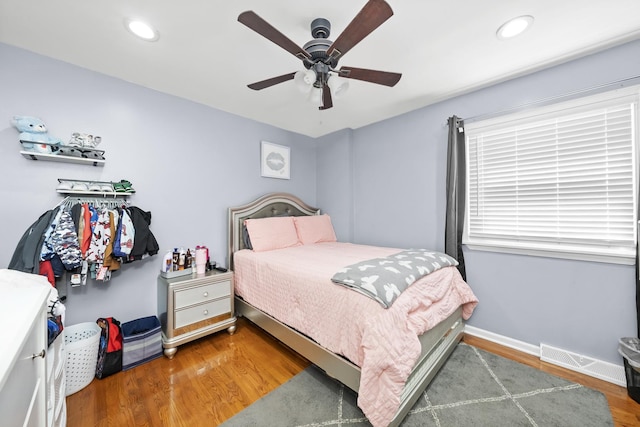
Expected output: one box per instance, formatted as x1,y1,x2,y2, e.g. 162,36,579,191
221,343,613,427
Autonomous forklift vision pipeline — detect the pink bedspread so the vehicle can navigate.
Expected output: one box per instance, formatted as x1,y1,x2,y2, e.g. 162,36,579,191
234,242,478,427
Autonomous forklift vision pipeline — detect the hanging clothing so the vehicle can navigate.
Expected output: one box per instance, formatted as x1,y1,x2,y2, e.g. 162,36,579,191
89,205,98,233
77,206,85,254
40,208,64,261
70,203,82,233
49,255,65,277
127,206,159,260
103,210,121,272
39,260,55,286
81,203,92,256
51,209,83,270
86,208,111,265
113,207,134,257
10,198,160,286
9,207,60,274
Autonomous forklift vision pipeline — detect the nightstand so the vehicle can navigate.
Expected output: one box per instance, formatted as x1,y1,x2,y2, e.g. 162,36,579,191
157,270,236,359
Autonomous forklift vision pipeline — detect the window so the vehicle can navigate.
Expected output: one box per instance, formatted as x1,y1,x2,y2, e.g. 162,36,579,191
464,86,639,264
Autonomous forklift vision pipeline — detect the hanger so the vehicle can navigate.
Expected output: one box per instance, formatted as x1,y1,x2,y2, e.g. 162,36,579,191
59,196,128,210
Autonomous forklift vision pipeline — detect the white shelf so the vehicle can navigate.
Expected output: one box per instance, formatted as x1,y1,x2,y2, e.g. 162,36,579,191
21,151,105,167
56,190,132,197
56,178,135,197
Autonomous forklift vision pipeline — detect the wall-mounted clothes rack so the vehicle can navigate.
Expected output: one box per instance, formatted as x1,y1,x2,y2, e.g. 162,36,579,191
57,178,135,197
59,195,130,209
7,179,156,287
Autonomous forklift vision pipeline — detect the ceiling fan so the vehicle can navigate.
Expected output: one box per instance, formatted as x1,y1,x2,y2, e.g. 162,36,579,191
238,0,402,110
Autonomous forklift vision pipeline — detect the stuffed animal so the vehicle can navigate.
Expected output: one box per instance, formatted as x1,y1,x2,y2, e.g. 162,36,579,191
11,115,63,153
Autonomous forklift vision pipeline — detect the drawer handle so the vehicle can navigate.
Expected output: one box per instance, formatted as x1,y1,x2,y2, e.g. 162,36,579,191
203,291,209,298
32,349,46,359
203,309,209,316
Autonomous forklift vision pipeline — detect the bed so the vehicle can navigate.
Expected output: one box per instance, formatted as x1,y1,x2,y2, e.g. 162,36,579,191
228,193,478,427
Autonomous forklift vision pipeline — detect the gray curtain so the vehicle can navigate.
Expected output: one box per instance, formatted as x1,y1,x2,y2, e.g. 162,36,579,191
636,203,640,337
445,116,466,280
636,239,639,337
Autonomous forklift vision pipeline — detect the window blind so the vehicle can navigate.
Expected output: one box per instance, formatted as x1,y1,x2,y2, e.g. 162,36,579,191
464,88,638,263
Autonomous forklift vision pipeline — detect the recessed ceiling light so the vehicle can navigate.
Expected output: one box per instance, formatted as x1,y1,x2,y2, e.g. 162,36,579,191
496,15,534,40
125,19,159,41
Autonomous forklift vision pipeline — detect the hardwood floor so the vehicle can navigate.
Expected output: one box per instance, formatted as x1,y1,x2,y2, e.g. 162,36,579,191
66,318,640,426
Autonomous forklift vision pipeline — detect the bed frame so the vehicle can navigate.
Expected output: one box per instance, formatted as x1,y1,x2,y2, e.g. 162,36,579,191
228,193,464,426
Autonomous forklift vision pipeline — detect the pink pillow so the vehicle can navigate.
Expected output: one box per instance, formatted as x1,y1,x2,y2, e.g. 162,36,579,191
293,214,337,244
244,217,300,252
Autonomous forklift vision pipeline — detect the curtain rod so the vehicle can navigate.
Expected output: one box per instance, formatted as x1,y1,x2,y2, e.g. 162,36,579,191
459,74,640,125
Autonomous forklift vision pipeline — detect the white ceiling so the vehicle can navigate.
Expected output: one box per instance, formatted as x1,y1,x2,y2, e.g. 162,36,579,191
1,0,640,138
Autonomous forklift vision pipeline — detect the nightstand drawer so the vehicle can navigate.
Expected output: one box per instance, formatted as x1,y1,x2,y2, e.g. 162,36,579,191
174,280,231,309
174,297,231,329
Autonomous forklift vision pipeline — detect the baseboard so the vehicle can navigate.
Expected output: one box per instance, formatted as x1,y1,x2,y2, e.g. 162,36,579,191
464,325,626,387
464,325,539,356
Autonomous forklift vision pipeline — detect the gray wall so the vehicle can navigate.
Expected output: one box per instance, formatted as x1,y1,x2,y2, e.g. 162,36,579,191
3,38,639,367
317,39,640,365
0,43,316,326
315,129,353,241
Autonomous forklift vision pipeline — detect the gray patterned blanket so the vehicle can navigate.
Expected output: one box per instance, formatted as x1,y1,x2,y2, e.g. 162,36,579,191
331,249,458,308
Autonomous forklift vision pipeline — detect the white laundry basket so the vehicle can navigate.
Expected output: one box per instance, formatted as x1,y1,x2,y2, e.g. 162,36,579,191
64,322,101,396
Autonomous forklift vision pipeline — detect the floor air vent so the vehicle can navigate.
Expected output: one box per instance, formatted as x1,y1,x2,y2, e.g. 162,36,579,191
540,343,626,386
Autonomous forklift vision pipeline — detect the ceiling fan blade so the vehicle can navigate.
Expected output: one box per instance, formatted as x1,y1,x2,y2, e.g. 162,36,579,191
319,85,333,110
247,72,297,90
238,11,311,61
338,66,401,87
326,0,393,61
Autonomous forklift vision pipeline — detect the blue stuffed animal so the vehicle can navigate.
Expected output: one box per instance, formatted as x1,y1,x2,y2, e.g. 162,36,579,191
11,115,62,153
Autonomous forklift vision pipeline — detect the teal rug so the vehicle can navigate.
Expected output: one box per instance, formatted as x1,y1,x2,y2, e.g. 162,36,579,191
221,343,613,426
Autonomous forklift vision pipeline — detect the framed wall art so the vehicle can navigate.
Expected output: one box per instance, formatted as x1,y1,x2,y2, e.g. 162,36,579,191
261,141,290,179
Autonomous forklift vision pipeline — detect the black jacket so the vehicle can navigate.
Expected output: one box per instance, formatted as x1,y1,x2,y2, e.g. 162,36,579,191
126,206,159,260
9,207,59,274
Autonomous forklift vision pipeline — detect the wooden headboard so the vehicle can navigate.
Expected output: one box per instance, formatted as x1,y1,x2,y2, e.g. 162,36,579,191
227,193,319,270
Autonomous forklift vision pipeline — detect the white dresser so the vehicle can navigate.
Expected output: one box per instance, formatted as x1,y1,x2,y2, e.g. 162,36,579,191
0,269,66,427
46,333,66,427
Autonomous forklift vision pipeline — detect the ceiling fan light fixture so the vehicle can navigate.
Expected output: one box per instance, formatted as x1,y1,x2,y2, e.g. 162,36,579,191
328,75,349,99
125,19,159,41
294,69,316,93
303,69,316,85
496,15,534,40
308,87,323,105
